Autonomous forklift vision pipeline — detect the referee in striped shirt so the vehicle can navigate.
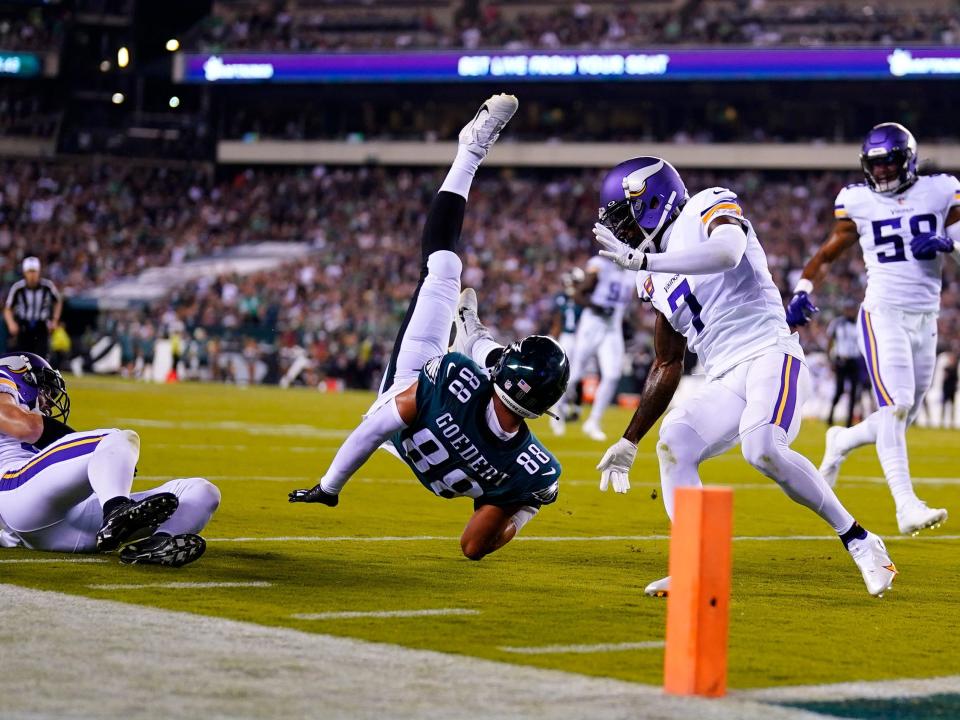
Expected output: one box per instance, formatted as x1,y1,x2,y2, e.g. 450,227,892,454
4,256,62,357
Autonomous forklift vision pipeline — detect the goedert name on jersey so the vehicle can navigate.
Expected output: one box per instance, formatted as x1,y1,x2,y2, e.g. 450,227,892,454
835,174,960,313
638,187,796,378
391,353,561,507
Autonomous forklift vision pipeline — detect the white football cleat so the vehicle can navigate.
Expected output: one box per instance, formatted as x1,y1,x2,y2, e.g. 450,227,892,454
896,500,948,535
453,288,494,361
819,425,847,487
582,419,607,442
846,531,897,597
644,576,670,597
458,93,519,157
549,414,566,436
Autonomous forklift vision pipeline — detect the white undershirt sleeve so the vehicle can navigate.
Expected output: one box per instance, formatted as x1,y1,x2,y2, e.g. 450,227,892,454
319,397,408,494
645,222,748,275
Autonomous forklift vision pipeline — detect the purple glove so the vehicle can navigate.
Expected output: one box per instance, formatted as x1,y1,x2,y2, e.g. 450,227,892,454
910,234,954,261
785,291,818,327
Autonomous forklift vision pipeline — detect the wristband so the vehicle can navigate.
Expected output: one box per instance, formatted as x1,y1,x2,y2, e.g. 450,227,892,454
35,415,75,449
794,279,814,294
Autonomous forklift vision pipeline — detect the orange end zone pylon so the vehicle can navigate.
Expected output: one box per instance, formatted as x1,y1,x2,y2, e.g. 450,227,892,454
663,486,733,698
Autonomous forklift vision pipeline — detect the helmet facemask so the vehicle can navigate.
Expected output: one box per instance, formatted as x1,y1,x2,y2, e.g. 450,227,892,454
861,147,916,194
28,364,70,422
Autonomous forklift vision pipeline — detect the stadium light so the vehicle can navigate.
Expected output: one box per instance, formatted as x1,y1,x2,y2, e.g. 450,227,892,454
117,46,130,68
111,92,124,105
166,38,180,52
168,96,180,108
99,60,111,72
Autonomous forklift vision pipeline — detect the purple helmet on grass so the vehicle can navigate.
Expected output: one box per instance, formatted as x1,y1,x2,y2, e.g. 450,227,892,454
599,157,688,252
860,122,917,194
0,352,70,422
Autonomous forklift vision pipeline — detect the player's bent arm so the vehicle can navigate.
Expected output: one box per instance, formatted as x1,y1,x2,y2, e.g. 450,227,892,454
622,312,686,445
645,216,748,275
460,502,537,560
289,382,418,504
0,393,43,443
797,219,859,289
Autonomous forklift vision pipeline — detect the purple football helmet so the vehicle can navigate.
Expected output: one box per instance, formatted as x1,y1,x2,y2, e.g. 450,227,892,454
0,352,70,421
599,157,688,252
860,122,918,194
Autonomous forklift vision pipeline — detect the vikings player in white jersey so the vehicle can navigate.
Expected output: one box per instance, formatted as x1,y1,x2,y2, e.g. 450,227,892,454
787,124,956,535
554,255,635,440
0,352,219,565
592,156,895,598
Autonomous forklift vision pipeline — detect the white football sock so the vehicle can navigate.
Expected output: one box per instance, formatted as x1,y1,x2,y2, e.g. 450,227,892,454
875,405,917,510
833,411,880,455
657,422,706,522
470,337,504,369
439,145,483,200
87,430,139,506
741,425,855,533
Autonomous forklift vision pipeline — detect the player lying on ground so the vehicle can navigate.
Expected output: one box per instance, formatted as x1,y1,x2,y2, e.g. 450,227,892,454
786,123,954,535
590,157,896,597
0,352,219,566
290,95,569,560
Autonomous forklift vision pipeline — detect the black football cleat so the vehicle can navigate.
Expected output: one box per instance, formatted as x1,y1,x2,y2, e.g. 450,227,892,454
288,485,339,506
120,533,206,567
96,493,179,552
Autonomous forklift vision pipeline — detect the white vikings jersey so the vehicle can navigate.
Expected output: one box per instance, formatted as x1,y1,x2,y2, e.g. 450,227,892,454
586,255,635,322
835,174,960,313
0,369,39,472
639,188,801,378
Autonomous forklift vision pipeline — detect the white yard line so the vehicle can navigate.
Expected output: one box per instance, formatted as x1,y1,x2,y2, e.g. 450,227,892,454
740,674,960,702
500,641,665,655
291,608,480,620
87,581,272,591
0,583,832,720
0,557,108,564
207,534,960,544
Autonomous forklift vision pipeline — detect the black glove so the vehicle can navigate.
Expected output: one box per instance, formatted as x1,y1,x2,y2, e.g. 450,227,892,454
288,484,339,506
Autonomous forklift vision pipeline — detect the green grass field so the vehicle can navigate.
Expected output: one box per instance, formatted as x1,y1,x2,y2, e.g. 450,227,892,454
3,378,958,690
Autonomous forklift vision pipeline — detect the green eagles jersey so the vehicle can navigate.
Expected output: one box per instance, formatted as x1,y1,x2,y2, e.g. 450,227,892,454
391,352,561,508
554,292,581,334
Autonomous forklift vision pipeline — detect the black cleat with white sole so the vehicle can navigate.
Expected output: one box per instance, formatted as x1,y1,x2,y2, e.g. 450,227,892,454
120,533,206,567
96,493,179,552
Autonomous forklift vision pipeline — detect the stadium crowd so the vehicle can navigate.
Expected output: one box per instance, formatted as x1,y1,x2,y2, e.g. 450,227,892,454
189,0,960,52
4,159,959,390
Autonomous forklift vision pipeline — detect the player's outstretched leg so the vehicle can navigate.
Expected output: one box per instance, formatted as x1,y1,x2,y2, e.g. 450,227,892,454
378,94,518,395
120,477,221,567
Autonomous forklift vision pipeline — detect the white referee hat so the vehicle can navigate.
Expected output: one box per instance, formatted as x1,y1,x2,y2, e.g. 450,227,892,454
22,257,41,273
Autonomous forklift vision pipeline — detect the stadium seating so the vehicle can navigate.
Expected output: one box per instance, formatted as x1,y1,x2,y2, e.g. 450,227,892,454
5,160,957,387
186,0,959,52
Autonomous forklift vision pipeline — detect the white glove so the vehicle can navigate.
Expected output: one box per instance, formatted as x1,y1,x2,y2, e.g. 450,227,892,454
597,437,637,493
593,223,647,271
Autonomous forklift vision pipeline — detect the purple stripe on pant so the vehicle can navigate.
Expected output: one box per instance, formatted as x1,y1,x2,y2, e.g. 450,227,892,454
0,435,106,492
770,355,802,430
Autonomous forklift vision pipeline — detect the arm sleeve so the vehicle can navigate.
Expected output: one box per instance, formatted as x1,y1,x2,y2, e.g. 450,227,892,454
318,396,408,494
45,280,61,303
5,284,18,309
645,223,748,275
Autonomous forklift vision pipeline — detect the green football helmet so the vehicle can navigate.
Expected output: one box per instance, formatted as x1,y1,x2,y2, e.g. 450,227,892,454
491,335,569,419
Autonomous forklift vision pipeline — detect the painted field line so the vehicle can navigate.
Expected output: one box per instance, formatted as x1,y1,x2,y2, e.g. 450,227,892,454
741,674,960,702
500,641,665,655
208,533,960,544
115,417,350,439
292,608,480,620
845,475,960,486
88,581,272,591
0,557,108,565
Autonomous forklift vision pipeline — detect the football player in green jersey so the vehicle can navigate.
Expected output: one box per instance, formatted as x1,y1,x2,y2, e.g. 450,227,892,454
290,95,569,560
